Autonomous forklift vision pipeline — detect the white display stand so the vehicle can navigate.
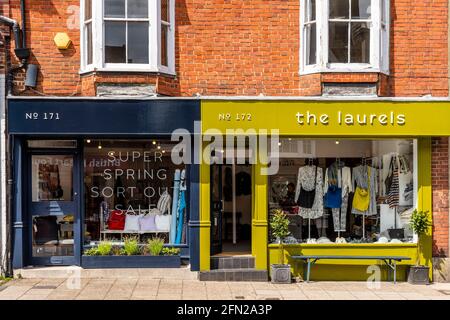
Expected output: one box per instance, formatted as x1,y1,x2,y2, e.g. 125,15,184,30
380,204,403,234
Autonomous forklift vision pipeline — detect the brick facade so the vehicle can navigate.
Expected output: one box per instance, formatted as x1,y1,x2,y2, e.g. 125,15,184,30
432,137,450,258
1,0,448,97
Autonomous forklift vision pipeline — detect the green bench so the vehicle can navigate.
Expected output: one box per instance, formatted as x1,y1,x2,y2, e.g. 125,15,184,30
290,255,412,284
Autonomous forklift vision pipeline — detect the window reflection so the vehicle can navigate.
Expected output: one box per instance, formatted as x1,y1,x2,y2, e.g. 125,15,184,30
31,155,73,202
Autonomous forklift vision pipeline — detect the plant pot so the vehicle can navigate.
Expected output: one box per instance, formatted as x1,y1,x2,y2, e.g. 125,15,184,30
407,265,430,285
82,255,181,269
270,264,292,284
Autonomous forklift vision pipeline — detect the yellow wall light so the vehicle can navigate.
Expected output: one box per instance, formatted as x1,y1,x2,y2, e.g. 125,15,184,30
54,32,72,50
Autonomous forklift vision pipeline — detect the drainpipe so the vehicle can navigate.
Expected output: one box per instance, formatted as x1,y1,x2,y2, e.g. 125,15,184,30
0,16,22,50
20,0,26,49
0,62,5,276
0,15,30,96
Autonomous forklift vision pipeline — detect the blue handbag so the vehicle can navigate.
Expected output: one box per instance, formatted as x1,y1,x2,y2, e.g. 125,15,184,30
324,184,342,209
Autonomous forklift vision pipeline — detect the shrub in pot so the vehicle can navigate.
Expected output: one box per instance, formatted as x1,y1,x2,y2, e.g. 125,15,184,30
269,209,292,284
408,209,431,285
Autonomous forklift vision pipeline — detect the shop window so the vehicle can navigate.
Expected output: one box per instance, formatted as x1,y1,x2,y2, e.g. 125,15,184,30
269,139,416,244
83,139,188,247
300,0,390,74
81,0,175,74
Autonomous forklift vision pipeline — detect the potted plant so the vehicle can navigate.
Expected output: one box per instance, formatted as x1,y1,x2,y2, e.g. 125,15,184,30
147,237,165,256
269,209,292,284
408,209,431,284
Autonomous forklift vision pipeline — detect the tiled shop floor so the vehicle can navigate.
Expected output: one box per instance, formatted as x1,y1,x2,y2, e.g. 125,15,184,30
1,278,450,300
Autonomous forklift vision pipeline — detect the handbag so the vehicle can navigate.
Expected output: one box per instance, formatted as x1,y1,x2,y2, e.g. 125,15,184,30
384,156,394,195
108,210,126,230
324,167,343,209
324,185,342,209
297,166,317,209
398,155,413,206
353,166,370,212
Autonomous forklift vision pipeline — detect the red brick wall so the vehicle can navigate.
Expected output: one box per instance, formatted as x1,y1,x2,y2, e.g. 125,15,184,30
3,0,448,97
432,137,449,257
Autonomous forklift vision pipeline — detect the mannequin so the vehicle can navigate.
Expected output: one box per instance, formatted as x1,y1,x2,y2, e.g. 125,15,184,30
295,159,324,242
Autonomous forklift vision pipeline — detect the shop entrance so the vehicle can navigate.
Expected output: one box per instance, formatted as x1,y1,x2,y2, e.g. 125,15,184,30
26,142,81,266
211,164,252,256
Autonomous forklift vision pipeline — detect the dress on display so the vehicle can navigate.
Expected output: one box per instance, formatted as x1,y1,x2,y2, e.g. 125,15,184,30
294,165,324,219
324,163,353,232
387,157,400,208
351,165,378,216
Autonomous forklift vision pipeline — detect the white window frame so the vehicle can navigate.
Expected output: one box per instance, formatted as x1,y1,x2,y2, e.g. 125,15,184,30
300,0,389,75
80,0,175,75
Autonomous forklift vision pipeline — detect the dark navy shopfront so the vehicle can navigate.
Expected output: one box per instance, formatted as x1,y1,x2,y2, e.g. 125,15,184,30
7,98,201,271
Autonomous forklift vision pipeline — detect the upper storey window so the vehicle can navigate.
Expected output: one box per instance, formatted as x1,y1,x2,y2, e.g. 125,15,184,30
81,0,175,74
300,0,389,75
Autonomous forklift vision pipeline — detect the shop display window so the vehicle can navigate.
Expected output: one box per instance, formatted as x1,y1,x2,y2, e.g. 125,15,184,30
83,139,188,246
268,139,417,245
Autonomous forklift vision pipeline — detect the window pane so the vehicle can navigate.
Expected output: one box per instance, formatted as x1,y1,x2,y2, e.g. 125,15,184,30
161,24,169,66
351,0,371,19
128,22,149,64
85,0,92,20
329,0,349,19
268,139,417,245
128,0,148,18
161,0,170,22
104,0,125,18
32,155,73,202
105,21,126,63
329,22,348,63
306,23,317,65
381,0,386,22
307,0,316,22
32,215,74,257
87,22,93,65
83,140,188,246
350,22,370,63
28,140,77,148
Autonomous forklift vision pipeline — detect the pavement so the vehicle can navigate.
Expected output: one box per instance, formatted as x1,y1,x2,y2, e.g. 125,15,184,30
2,277,450,300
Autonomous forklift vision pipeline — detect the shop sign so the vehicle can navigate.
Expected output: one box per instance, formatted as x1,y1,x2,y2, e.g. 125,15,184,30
202,100,450,136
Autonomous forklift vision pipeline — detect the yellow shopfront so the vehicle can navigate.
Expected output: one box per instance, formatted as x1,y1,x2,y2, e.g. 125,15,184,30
199,99,450,281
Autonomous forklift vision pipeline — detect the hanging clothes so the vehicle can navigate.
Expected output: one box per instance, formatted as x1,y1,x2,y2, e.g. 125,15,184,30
324,163,353,232
294,165,324,219
235,171,251,196
175,169,187,244
381,154,392,196
170,169,181,244
351,165,378,216
387,156,400,208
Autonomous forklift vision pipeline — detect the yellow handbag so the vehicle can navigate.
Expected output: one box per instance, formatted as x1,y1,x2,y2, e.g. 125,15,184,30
353,166,370,212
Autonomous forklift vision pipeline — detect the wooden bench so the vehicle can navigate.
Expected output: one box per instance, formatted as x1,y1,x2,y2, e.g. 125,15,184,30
290,255,411,284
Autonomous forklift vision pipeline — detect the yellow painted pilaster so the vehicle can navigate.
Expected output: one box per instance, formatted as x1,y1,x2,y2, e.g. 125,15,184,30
252,141,268,270
199,142,211,271
417,138,433,280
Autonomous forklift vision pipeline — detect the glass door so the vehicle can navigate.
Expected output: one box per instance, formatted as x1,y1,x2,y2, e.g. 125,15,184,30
28,152,80,265
210,165,223,255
